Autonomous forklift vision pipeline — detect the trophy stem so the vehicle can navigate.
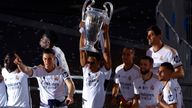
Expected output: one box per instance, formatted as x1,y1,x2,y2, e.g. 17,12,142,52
80,45,99,53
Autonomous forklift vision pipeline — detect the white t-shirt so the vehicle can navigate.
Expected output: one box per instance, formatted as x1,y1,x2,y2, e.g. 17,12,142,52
53,46,70,99
146,44,182,75
133,76,163,108
0,81,7,107
162,79,184,108
52,46,69,73
2,68,30,108
32,66,70,107
114,64,140,100
82,65,111,108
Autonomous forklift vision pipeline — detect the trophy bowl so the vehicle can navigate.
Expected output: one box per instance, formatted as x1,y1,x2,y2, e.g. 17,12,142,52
80,0,113,53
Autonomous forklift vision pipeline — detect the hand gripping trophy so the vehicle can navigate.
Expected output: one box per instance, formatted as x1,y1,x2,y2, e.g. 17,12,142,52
80,0,113,52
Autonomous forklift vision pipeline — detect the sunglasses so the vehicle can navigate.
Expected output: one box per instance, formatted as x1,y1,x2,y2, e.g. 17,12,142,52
87,61,96,65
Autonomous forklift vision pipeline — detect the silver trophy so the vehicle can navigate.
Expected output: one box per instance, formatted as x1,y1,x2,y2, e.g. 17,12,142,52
80,0,113,52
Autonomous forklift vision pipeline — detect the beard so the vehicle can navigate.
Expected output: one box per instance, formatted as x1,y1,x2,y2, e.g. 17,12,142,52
140,69,149,75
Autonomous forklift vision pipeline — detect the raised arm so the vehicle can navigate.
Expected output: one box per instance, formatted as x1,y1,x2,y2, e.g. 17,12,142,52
171,65,184,79
14,54,33,76
102,24,112,70
79,22,87,67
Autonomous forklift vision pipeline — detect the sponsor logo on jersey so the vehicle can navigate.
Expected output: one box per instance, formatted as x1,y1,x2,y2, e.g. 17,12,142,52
16,75,19,80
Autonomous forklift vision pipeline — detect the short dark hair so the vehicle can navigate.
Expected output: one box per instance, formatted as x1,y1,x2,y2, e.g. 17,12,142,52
160,62,174,72
140,56,154,65
42,48,55,55
43,30,58,46
123,47,135,54
147,25,162,36
4,52,17,72
87,51,102,61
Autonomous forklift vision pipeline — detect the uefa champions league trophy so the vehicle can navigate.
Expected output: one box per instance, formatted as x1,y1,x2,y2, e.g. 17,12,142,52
80,0,113,52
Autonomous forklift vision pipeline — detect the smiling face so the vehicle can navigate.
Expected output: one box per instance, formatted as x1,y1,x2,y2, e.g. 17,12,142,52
139,59,152,75
42,53,55,72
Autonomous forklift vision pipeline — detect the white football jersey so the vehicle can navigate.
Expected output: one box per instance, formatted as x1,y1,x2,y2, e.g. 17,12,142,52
133,76,163,108
114,64,140,100
0,81,7,107
2,68,30,107
32,66,70,107
52,46,69,73
146,44,182,75
82,65,111,108
163,79,184,108
53,46,70,100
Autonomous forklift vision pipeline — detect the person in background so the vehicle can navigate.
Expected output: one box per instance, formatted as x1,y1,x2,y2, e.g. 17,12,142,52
0,65,7,107
158,62,184,108
39,29,69,74
146,25,184,79
111,47,140,108
2,52,30,107
132,56,163,108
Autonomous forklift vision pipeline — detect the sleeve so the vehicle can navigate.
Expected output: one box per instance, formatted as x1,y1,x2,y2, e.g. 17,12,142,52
61,71,70,81
164,82,177,105
114,68,120,84
55,48,70,73
168,49,182,68
100,66,112,80
32,66,42,77
104,68,111,80
133,80,139,95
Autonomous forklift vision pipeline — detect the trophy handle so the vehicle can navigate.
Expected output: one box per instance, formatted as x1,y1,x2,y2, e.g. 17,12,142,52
103,2,113,21
82,0,95,22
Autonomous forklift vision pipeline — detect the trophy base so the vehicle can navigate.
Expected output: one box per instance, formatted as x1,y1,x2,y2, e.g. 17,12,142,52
80,46,99,53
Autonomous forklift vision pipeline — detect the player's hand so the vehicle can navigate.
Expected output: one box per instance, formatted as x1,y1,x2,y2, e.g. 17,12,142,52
65,95,74,105
79,20,85,28
102,23,109,33
14,54,22,65
111,97,118,106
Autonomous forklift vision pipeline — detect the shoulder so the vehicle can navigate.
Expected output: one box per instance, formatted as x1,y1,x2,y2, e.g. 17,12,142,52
1,68,7,73
146,47,153,55
151,77,162,85
100,66,112,73
1,68,8,76
55,66,67,73
115,64,124,73
52,46,64,55
133,77,142,84
163,44,178,55
132,64,140,71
